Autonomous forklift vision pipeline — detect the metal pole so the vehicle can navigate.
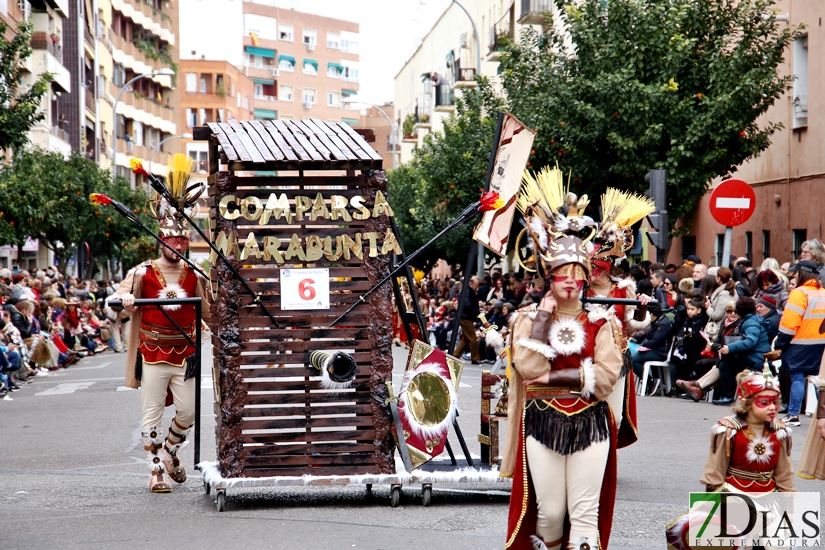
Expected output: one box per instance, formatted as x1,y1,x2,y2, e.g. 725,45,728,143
113,72,166,186
194,298,202,470
452,0,481,76
344,100,396,169
722,226,733,269
149,134,191,168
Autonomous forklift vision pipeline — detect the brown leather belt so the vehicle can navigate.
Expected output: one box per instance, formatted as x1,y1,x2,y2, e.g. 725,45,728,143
727,466,774,482
139,328,195,341
526,384,582,401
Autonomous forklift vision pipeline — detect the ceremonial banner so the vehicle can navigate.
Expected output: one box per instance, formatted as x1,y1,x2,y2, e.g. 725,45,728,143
473,113,536,256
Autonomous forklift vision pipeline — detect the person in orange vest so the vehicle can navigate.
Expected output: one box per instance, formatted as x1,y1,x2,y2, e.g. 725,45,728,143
768,260,825,426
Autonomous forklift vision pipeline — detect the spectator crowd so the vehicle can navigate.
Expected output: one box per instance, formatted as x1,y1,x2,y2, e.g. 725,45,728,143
0,266,128,400
401,238,825,429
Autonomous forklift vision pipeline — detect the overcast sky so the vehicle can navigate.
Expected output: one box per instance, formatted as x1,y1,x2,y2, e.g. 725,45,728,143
269,0,451,105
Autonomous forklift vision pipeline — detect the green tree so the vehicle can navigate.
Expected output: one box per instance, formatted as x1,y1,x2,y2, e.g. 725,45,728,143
498,0,800,228
389,78,504,268
0,21,55,152
0,148,156,274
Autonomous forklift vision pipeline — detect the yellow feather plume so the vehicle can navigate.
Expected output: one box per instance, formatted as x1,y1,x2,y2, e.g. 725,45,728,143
517,165,566,217
166,153,195,202
600,188,656,228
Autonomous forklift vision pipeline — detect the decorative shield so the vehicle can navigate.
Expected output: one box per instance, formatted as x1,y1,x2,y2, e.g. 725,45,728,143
392,340,463,470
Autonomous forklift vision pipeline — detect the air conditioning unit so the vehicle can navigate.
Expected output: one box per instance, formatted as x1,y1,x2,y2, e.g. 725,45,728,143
270,68,279,77
307,42,315,51
303,101,312,109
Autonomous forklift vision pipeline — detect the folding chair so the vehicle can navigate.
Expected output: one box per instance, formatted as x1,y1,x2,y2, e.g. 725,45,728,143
637,341,675,396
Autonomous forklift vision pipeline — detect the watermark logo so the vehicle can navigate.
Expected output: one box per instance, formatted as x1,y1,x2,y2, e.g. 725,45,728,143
687,492,820,547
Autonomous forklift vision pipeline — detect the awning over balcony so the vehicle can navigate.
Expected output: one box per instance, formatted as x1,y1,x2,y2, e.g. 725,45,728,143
278,55,295,65
303,58,318,70
252,77,275,85
327,62,344,71
341,118,359,126
245,46,275,58
341,89,357,96
253,108,277,120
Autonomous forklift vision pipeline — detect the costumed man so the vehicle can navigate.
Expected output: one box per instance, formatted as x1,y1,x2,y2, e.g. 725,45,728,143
587,189,656,448
110,155,210,493
503,167,624,550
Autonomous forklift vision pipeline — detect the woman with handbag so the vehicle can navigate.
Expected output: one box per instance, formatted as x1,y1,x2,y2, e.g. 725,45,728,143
715,297,771,405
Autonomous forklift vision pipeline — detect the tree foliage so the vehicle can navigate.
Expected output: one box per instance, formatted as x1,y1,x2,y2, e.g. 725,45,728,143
499,0,800,228
0,21,55,152
390,0,800,267
0,148,156,274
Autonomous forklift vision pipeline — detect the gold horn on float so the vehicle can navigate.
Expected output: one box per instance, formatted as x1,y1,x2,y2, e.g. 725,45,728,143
308,350,358,391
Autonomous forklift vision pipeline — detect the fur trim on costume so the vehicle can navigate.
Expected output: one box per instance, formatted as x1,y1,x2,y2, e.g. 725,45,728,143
626,311,650,331
586,307,610,324
491,379,507,399
617,279,636,292
775,425,791,439
530,535,549,550
580,358,596,399
399,361,458,440
157,283,188,311
548,317,586,356
485,328,505,353
129,264,148,278
148,453,164,472
712,424,729,436
104,294,120,321
529,217,548,251
517,337,557,360
144,427,163,447
745,434,775,465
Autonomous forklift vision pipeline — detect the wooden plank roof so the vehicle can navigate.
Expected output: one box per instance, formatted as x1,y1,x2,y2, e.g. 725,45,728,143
198,119,383,172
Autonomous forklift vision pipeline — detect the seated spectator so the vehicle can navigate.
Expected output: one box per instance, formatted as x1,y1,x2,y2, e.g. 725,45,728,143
713,297,770,404
755,295,780,342
631,302,672,392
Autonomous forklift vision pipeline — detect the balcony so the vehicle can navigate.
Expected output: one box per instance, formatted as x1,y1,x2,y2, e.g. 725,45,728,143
28,124,72,157
111,0,176,45
114,89,176,134
84,24,95,49
28,32,71,92
450,68,477,90
519,0,552,25
488,2,515,61
110,32,174,89
85,88,96,116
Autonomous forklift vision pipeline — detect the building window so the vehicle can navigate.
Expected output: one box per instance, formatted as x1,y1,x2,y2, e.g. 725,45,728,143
745,231,752,262
342,66,359,82
792,229,807,260
327,91,340,107
279,24,293,41
302,88,316,105
279,58,295,71
303,59,318,75
113,64,125,87
242,95,248,109
199,76,207,94
134,120,144,145
681,236,696,262
793,35,808,129
280,114,293,121
327,64,342,78
254,83,263,98
716,234,725,268
327,32,340,49
341,31,359,53
762,230,770,261
185,72,197,92
188,150,208,173
280,85,293,101
302,28,316,47
253,55,263,69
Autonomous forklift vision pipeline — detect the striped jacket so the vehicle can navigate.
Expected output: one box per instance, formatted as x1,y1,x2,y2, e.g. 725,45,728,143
775,279,825,372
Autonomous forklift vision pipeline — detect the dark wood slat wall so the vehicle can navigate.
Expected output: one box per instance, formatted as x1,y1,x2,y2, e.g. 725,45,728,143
203,133,394,476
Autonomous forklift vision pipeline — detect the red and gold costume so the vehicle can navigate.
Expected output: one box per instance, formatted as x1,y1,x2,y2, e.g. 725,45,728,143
503,167,624,550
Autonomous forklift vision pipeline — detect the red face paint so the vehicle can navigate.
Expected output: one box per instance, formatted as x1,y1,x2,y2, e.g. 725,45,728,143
753,396,779,409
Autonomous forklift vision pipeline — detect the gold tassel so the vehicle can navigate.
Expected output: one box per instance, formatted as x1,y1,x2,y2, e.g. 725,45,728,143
600,188,656,228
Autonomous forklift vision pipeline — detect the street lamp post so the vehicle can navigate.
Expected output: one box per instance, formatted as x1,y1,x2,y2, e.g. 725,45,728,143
112,68,175,185
148,133,193,168
342,98,397,170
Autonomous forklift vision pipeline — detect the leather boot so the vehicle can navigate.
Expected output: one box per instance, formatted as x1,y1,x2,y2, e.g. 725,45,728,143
676,379,703,402
144,427,172,493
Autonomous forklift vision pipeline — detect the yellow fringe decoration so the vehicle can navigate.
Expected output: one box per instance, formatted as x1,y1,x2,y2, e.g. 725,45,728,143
166,153,195,202
517,165,566,217
600,188,656,228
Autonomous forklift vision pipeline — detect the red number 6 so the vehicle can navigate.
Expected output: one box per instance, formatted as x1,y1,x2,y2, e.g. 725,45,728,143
298,278,316,300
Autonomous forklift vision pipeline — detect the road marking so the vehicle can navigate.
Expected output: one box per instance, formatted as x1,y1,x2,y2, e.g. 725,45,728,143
715,197,750,209
116,386,137,392
35,382,96,396
459,382,472,388
70,362,112,371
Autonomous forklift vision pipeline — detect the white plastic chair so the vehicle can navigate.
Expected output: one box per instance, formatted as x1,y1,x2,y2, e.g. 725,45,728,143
804,376,819,417
637,341,675,396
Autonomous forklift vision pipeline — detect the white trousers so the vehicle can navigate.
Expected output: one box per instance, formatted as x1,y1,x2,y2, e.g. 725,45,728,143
527,436,610,549
140,363,195,435
605,373,626,429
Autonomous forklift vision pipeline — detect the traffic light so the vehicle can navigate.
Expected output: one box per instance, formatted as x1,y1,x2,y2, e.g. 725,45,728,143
644,169,667,212
647,212,669,251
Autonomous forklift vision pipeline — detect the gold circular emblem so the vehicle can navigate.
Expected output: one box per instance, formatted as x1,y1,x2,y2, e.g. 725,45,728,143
754,443,766,455
558,327,577,345
166,290,177,299
407,371,450,428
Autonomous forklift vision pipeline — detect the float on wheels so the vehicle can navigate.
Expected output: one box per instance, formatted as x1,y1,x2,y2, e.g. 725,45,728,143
193,120,508,511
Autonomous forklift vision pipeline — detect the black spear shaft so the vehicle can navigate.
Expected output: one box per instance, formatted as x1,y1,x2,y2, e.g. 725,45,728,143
145,174,280,327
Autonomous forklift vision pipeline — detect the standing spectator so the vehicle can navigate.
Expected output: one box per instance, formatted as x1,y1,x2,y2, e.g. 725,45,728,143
769,260,825,426
761,257,789,290
431,71,448,106
692,264,708,288
754,270,788,313
798,239,825,285
650,269,668,308
453,275,481,364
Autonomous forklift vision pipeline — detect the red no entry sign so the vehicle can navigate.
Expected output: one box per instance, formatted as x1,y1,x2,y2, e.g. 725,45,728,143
709,179,756,227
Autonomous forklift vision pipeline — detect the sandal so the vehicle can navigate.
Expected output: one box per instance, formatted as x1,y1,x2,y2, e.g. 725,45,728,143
149,471,172,493
162,455,187,484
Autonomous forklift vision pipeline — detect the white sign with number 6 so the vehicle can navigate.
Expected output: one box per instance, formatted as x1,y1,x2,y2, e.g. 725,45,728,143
280,268,330,310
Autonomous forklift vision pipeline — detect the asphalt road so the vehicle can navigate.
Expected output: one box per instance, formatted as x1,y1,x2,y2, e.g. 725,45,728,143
1,342,823,550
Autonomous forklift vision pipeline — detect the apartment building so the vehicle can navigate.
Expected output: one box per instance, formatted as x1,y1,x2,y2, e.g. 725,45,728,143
357,103,396,169
394,0,554,164
665,2,823,267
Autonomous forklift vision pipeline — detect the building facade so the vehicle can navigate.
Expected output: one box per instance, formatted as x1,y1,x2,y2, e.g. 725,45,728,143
357,103,395,170
394,0,556,164
662,2,822,267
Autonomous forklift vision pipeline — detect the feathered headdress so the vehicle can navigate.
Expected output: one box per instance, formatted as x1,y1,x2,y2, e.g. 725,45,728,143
517,165,595,277
591,188,656,266
134,154,205,239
